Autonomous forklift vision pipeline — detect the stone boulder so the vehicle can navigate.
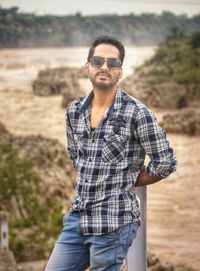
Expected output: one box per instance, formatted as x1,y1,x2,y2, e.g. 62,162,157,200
0,122,75,219
160,107,200,136
32,67,85,107
120,63,199,109
147,252,197,271
0,248,17,271
0,122,76,260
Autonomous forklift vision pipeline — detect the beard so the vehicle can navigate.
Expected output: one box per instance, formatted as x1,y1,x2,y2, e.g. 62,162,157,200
92,81,115,90
91,72,118,91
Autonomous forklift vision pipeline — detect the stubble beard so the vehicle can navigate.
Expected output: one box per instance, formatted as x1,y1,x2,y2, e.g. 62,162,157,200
93,81,115,91
91,73,118,91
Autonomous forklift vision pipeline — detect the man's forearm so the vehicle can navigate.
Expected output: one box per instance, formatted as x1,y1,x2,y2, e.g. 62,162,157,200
135,170,162,187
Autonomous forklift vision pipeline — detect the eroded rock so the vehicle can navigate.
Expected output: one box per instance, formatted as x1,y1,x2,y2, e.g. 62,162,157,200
0,122,75,219
160,107,200,135
32,67,85,107
0,248,17,271
120,63,199,109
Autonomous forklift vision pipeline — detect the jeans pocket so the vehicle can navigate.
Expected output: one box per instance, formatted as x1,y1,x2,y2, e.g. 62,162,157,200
128,222,139,246
120,222,139,257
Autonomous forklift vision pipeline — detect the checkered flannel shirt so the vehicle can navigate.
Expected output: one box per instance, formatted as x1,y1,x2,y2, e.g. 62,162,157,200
66,89,177,235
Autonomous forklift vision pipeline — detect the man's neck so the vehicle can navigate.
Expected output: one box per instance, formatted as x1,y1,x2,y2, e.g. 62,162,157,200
92,87,118,109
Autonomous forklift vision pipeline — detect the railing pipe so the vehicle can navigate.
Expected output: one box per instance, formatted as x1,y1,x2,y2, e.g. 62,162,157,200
127,186,147,271
0,211,9,250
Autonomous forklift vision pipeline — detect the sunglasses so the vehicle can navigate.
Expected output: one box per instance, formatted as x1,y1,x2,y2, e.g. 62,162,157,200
90,56,122,69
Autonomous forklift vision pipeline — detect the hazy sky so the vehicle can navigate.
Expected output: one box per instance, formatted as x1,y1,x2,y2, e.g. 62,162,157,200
1,0,200,17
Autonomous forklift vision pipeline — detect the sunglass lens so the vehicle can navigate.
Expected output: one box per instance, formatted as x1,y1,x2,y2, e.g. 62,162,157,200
91,56,104,67
107,58,121,69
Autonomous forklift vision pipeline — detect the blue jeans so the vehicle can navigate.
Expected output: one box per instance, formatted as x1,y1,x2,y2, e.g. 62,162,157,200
45,212,139,271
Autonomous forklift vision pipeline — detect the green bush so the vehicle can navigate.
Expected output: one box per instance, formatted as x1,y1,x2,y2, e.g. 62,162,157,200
0,144,63,261
149,31,200,102
190,30,200,48
175,69,200,84
0,145,39,199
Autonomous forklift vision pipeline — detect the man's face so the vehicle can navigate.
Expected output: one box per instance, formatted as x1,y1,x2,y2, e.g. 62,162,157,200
85,44,123,91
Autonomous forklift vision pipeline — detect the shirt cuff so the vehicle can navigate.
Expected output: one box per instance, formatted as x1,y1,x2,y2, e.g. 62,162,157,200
146,162,174,178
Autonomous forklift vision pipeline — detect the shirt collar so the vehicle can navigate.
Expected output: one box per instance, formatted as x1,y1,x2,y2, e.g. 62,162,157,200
113,89,123,110
79,91,94,114
79,89,123,115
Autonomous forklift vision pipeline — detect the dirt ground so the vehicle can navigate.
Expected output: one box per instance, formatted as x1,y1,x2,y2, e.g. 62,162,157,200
147,132,200,269
0,48,199,270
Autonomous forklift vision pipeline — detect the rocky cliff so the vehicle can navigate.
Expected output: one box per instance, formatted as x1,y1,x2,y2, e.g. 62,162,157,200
32,67,85,108
120,65,190,109
120,35,200,135
0,122,75,260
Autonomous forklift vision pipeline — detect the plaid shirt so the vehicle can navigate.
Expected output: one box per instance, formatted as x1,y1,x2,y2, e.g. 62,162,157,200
66,89,177,235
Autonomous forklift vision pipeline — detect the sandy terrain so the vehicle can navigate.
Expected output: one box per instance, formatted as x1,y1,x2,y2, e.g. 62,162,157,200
148,133,200,269
0,47,199,270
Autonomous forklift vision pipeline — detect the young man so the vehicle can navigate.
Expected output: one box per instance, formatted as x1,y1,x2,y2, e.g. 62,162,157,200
45,36,177,271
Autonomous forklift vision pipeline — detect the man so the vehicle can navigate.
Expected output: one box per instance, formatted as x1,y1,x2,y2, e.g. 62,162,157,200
45,36,177,271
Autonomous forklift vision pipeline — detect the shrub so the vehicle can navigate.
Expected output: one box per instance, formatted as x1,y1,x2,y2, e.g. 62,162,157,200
0,144,63,261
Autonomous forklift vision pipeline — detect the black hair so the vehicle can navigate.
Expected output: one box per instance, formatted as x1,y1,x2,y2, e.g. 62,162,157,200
87,35,125,64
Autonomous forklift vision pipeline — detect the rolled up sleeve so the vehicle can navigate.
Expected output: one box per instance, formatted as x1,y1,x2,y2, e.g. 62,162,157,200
66,109,77,169
136,107,177,178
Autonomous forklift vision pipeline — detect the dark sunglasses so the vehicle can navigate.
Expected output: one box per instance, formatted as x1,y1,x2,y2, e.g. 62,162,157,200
90,56,122,69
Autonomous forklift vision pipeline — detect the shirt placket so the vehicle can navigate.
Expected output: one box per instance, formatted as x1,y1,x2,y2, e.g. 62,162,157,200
83,106,95,182
83,106,110,181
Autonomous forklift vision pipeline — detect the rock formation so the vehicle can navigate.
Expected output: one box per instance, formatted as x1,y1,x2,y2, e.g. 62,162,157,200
120,60,200,136
0,122,76,260
147,252,197,271
32,67,85,107
120,65,189,109
0,122,75,212
0,248,18,271
160,107,200,136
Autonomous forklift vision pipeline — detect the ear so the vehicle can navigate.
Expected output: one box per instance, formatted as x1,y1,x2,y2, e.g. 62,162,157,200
118,68,123,80
83,62,89,77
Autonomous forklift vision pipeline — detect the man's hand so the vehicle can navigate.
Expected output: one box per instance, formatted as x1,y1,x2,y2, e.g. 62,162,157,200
135,170,162,187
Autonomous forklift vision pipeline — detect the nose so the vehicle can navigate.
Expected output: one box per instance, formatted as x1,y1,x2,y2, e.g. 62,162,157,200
100,59,109,70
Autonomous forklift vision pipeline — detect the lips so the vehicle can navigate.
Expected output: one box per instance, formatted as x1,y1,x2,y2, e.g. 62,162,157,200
96,72,111,79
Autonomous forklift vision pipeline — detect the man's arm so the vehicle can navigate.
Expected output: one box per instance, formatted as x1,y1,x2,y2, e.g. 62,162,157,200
134,107,177,186
135,170,162,187
66,108,77,169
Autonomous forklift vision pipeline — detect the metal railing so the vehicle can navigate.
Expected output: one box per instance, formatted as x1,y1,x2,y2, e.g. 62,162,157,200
0,211,9,250
127,186,147,271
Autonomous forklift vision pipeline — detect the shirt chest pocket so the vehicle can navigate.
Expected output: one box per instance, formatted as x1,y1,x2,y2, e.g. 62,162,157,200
102,133,128,164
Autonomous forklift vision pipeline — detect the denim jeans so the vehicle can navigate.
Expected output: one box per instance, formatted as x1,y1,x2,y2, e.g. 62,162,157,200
44,212,139,271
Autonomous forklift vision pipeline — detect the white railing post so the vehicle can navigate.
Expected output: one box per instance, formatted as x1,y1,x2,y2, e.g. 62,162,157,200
127,186,147,271
0,211,9,250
